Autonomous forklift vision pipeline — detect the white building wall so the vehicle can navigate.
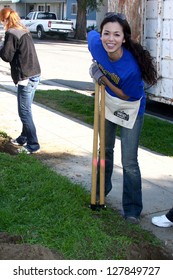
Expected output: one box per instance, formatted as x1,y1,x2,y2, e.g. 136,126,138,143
143,0,173,103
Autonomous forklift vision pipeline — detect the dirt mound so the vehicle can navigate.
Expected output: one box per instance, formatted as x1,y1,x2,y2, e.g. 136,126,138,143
0,232,63,260
0,135,18,155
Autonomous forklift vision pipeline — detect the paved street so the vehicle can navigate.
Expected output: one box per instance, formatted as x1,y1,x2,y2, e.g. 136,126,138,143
35,37,95,92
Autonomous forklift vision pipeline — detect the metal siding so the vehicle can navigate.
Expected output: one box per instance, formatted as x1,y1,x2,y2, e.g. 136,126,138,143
162,60,173,78
145,38,157,56
162,19,173,39
144,0,173,103
161,79,173,99
145,19,158,37
162,40,173,59
163,0,173,19
145,0,158,17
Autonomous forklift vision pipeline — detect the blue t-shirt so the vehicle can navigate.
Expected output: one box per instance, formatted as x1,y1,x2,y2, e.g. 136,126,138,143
88,30,146,116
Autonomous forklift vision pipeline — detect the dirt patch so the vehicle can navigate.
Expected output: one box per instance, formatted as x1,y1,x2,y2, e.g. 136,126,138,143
0,136,172,260
0,232,63,260
0,135,18,155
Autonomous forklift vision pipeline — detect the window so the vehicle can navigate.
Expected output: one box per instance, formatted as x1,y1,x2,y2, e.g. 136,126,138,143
71,4,77,15
37,5,50,12
37,13,56,20
38,5,44,11
45,5,50,12
25,12,33,20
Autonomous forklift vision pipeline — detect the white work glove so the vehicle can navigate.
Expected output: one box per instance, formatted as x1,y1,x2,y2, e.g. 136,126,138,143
89,62,104,85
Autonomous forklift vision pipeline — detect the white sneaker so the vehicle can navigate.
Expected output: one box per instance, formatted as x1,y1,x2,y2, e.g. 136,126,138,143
151,215,173,228
17,146,40,154
10,139,25,146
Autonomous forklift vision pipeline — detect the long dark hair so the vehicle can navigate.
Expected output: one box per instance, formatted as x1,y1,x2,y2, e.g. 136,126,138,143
100,13,158,86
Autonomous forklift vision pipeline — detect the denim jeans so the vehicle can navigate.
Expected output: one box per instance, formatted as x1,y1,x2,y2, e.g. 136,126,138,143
166,207,173,222
96,115,144,218
16,79,40,152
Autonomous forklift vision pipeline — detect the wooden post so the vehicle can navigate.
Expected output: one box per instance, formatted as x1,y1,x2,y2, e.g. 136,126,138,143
99,84,105,205
91,83,99,206
90,83,105,209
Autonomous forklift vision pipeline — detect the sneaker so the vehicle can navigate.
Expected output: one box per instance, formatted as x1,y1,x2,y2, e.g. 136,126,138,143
17,146,40,155
151,215,173,228
125,216,140,224
10,139,24,146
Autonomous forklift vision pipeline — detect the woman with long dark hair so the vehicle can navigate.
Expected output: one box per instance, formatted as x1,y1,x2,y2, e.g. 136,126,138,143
88,12,157,223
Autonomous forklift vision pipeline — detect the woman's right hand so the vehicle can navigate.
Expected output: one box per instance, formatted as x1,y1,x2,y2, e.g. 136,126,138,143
89,62,104,85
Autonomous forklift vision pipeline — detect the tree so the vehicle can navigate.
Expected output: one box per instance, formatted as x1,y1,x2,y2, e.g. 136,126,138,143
75,0,104,40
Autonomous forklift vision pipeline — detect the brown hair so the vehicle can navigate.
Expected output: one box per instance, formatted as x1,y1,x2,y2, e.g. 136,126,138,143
0,7,28,32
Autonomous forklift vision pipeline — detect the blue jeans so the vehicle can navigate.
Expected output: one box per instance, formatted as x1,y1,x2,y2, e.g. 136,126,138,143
16,79,40,152
96,115,144,218
166,207,173,222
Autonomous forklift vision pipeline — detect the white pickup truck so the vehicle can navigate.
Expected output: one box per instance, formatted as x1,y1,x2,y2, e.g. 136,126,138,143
22,11,74,39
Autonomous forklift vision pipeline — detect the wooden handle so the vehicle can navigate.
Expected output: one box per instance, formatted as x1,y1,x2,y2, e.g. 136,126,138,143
99,84,105,205
91,83,100,205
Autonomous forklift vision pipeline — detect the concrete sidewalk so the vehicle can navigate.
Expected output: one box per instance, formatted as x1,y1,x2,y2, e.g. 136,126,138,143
0,74,173,256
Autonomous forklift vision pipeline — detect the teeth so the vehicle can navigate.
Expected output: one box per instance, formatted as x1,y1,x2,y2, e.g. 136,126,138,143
107,44,115,47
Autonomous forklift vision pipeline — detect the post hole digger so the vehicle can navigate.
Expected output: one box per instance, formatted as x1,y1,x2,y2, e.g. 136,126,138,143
90,82,106,210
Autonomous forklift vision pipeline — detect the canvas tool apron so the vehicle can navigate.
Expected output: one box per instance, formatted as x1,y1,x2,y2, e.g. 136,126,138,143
105,91,141,129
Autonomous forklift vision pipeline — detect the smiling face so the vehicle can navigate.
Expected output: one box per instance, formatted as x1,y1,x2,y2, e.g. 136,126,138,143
101,21,125,61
